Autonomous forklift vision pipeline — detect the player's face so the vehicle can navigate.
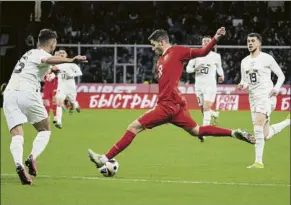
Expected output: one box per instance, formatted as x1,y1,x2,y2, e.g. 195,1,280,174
150,40,163,56
58,50,68,58
54,51,60,56
247,37,261,53
202,37,211,47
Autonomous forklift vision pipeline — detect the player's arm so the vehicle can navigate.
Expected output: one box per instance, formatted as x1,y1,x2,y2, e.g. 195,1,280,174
179,39,216,61
216,54,224,83
237,61,248,90
41,55,87,65
269,56,285,96
180,27,225,60
186,59,196,73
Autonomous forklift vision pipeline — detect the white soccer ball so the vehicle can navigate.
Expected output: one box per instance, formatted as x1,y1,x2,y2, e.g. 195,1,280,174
99,159,119,177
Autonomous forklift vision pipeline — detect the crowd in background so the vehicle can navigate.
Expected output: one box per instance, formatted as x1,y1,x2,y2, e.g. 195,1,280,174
24,1,291,84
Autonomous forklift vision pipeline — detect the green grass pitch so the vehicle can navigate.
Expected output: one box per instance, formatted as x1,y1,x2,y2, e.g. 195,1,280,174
1,109,290,205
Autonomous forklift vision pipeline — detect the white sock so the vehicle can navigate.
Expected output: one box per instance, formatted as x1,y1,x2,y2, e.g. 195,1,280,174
254,126,264,164
203,111,211,126
74,101,80,108
101,155,109,163
266,119,290,141
31,131,51,159
56,106,62,124
10,135,24,166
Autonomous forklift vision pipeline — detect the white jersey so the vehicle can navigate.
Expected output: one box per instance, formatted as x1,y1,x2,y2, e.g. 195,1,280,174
57,63,82,89
6,49,52,91
240,52,285,101
186,51,224,88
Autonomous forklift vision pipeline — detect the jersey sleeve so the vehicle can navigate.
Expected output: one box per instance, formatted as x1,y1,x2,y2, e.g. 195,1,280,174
178,38,217,61
186,59,196,73
31,50,52,66
269,56,285,91
216,54,224,77
72,64,83,77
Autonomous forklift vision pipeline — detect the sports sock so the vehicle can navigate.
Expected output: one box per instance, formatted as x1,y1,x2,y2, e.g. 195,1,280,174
198,126,232,136
254,126,264,164
56,106,62,124
52,103,57,117
203,111,211,126
74,101,80,108
265,119,290,141
30,131,51,159
105,131,136,159
10,135,24,166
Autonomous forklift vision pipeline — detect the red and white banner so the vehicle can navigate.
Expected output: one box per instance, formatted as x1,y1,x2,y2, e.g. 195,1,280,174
76,91,290,111
77,84,291,95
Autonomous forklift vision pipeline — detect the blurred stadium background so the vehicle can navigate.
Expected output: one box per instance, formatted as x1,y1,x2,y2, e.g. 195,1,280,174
0,1,290,85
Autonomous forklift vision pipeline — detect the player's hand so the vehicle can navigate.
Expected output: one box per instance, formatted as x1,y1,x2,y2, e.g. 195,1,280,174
218,76,224,83
214,27,226,40
269,88,279,97
72,55,88,63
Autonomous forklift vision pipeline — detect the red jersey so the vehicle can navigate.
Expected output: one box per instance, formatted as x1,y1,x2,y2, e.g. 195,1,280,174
43,72,58,91
156,38,217,105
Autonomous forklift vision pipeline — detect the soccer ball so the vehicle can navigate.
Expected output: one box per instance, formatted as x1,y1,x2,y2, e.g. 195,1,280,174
99,159,119,177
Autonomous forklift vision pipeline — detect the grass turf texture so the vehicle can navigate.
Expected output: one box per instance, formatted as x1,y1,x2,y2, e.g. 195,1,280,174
1,110,290,205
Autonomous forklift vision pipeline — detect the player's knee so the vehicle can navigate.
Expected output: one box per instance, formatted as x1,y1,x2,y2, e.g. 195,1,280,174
254,114,267,126
127,120,144,134
10,124,24,136
33,118,50,132
203,102,213,111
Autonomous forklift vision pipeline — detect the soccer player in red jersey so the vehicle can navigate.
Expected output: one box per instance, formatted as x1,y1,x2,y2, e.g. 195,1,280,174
42,67,58,123
88,27,255,168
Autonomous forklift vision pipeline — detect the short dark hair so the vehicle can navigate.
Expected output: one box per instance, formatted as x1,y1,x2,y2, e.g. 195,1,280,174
38,29,58,45
247,33,262,43
203,35,212,39
148,29,169,43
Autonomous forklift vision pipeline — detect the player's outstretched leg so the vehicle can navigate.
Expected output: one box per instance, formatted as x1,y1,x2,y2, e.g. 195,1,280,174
88,120,144,168
265,114,290,141
25,119,51,176
190,125,255,144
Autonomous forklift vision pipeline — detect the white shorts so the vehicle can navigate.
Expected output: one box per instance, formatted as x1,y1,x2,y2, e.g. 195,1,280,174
195,86,217,106
56,86,77,103
3,90,48,131
250,96,277,125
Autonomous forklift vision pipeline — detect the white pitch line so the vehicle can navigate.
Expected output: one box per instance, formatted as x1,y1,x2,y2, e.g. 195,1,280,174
1,173,290,187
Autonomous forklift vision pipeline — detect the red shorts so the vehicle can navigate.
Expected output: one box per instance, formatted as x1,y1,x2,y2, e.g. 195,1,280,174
42,87,56,101
138,101,197,130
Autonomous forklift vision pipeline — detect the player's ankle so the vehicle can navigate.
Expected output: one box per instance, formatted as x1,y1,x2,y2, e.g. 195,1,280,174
102,155,109,163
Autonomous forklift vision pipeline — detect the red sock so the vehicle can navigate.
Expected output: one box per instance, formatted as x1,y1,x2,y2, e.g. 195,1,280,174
199,126,232,136
45,105,50,115
52,103,57,116
105,130,136,159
